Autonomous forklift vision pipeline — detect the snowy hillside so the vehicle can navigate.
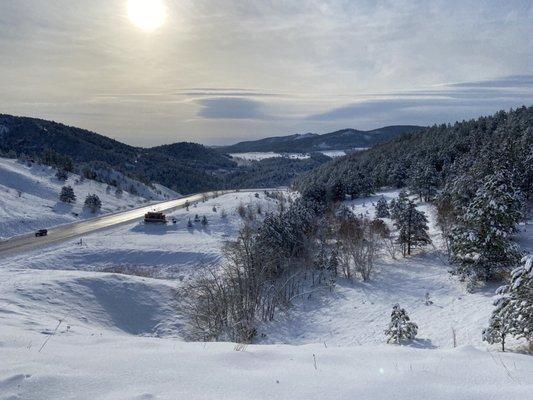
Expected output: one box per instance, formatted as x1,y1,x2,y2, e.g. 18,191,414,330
0,157,179,239
0,191,531,399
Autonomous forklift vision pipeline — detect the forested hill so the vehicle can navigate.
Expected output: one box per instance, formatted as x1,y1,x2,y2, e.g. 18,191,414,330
216,125,422,153
296,106,532,286
0,114,332,194
295,106,533,202
0,114,235,194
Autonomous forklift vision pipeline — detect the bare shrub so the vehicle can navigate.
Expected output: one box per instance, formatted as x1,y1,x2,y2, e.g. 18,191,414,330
236,203,246,219
336,215,382,281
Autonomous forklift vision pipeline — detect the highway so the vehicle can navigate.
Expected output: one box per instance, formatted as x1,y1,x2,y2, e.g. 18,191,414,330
0,189,270,256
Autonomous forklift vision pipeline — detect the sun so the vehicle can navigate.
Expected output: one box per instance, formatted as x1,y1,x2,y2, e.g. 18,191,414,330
127,0,166,31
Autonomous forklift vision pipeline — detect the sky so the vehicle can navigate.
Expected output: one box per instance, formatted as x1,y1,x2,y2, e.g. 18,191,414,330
0,0,532,147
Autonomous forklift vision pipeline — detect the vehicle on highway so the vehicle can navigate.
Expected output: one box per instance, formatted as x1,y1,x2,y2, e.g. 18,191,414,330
35,229,48,237
144,211,167,224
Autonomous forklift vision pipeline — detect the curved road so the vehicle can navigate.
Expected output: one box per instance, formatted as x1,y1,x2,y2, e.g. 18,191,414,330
0,189,273,256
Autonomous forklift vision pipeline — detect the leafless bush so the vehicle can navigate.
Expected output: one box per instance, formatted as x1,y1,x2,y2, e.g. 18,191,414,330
336,216,383,281
435,194,456,258
236,203,246,219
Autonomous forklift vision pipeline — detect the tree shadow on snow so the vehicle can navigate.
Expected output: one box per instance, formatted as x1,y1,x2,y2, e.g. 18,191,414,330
408,338,437,349
130,223,181,235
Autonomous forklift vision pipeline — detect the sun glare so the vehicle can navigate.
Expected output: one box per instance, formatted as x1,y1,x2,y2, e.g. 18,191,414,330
128,0,166,31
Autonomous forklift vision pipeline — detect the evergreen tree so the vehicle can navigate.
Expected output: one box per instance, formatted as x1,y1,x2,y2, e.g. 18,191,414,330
59,185,76,203
375,196,390,218
407,161,439,201
385,304,418,343
84,194,102,213
394,200,430,256
483,256,532,351
451,170,523,282
389,190,409,220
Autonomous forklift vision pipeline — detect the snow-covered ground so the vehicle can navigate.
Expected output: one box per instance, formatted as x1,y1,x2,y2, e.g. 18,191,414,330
0,157,178,239
1,190,531,399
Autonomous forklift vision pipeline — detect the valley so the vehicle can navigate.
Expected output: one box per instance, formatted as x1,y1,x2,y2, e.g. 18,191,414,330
0,189,531,399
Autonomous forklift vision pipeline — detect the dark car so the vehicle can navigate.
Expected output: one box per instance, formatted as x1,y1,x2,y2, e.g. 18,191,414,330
35,229,48,237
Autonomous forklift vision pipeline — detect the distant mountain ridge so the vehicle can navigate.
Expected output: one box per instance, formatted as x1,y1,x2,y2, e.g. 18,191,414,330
0,114,235,194
217,125,423,153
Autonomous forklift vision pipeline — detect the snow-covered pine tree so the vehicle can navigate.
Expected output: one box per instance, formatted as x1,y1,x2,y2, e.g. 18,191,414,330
451,169,523,282
483,256,532,351
385,304,418,344
394,200,431,256
407,161,439,202
59,185,76,203
375,196,390,218
84,194,102,213
389,190,409,221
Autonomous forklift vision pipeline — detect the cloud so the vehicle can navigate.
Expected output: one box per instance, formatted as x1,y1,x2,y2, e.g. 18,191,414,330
448,75,533,88
197,97,269,119
307,76,533,122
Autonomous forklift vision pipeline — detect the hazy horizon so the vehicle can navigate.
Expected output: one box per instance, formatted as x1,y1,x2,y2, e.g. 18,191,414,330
1,1,532,146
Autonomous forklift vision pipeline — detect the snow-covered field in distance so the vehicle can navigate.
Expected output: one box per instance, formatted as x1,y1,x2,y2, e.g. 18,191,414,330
0,157,179,239
229,150,353,161
1,190,532,399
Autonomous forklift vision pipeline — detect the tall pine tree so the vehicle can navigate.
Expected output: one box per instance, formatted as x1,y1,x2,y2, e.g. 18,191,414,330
483,256,533,351
394,200,431,256
451,169,523,282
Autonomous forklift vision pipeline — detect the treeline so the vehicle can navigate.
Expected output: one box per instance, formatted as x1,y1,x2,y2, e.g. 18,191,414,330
225,153,330,189
296,106,533,287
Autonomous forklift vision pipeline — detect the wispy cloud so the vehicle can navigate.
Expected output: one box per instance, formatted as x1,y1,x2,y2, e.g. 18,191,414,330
306,75,533,122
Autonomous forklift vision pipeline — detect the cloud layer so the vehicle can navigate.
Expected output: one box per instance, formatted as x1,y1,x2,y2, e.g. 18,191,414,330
0,0,532,145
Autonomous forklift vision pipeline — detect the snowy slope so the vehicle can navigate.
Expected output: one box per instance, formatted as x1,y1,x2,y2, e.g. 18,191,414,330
0,157,179,239
1,190,532,399
1,324,531,400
